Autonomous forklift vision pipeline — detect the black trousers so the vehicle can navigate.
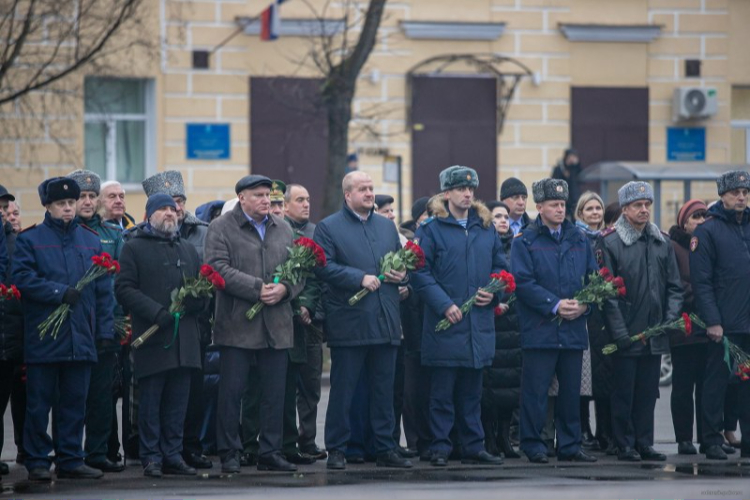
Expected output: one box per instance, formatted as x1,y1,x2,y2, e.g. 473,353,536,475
610,355,661,451
84,351,116,462
0,360,25,459
392,345,405,445
702,335,750,452
402,352,432,453
670,343,706,443
182,353,206,457
296,329,323,451
218,347,287,458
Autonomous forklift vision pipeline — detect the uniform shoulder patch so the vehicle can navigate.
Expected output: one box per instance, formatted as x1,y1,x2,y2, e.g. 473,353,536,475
80,224,100,236
601,227,616,237
18,223,37,234
690,236,699,252
420,217,434,226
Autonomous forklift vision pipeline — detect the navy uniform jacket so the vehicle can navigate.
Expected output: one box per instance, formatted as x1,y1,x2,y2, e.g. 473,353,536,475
314,203,402,348
510,217,598,350
0,214,7,280
12,213,115,364
412,200,507,369
690,203,750,334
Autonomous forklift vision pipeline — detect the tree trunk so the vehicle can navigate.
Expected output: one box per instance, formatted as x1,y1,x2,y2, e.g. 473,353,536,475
322,86,353,215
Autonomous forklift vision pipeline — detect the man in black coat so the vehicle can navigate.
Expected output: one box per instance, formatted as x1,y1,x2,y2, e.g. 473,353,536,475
598,181,683,462
690,170,750,460
314,172,412,470
115,194,204,478
500,178,531,236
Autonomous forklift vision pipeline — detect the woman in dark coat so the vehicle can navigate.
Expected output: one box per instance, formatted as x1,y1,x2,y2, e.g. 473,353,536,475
481,201,521,458
668,199,711,455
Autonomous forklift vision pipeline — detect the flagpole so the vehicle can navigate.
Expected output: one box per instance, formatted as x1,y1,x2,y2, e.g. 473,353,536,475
211,16,259,55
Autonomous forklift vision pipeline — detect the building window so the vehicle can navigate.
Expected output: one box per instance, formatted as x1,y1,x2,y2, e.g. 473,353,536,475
84,77,155,185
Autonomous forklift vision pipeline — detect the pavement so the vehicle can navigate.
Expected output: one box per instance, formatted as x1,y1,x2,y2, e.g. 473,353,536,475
1,383,747,499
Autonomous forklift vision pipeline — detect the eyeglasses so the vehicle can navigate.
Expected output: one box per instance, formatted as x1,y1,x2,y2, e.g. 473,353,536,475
690,211,707,219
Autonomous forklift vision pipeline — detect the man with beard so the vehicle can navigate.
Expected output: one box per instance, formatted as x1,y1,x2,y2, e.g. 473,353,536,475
100,181,136,230
598,181,683,462
690,171,750,460
116,194,204,478
13,177,115,481
67,170,125,473
314,172,412,470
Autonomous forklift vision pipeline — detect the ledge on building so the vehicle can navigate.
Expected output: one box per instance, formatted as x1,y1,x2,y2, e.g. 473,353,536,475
558,23,662,43
236,17,345,37
400,21,506,41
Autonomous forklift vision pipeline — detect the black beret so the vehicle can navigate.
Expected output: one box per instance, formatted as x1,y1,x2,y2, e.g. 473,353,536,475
235,175,272,194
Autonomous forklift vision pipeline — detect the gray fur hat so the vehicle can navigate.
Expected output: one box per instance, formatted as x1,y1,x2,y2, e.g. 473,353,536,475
716,170,750,195
439,165,479,192
66,169,101,195
532,178,568,203
618,181,654,207
142,170,186,198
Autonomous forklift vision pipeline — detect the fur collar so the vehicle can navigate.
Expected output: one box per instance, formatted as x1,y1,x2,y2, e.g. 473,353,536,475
183,211,208,227
427,197,492,228
614,216,665,246
668,225,692,250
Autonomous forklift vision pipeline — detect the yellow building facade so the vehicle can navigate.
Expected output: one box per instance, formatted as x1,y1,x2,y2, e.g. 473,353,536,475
3,0,750,226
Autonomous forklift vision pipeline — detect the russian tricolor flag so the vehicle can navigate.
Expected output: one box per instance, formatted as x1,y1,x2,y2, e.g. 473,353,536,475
260,0,287,41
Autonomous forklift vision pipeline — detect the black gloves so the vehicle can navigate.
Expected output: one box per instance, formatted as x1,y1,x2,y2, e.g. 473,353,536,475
156,310,174,330
615,336,632,352
62,288,81,306
182,295,206,314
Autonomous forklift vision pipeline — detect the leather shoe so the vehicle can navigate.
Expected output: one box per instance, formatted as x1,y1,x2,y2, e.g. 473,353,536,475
257,452,297,472
637,446,666,461
396,446,419,458
183,452,213,469
56,464,104,479
28,467,51,482
221,452,241,474
699,443,735,455
163,461,197,475
430,452,448,467
85,458,125,473
327,450,346,470
420,450,433,462
143,462,162,478
527,452,549,464
558,450,597,463
239,452,257,467
376,450,413,468
677,441,697,455
284,452,316,465
462,450,503,465
300,445,327,460
704,444,728,460
347,455,365,464
617,447,641,462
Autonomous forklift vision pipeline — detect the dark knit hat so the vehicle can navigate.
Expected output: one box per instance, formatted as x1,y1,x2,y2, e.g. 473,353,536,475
532,178,569,203
411,196,430,221
66,169,101,195
146,193,177,219
142,170,186,198
38,177,80,206
716,170,750,196
439,165,479,192
500,177,527,200
618,181,654,207
677,199,708,229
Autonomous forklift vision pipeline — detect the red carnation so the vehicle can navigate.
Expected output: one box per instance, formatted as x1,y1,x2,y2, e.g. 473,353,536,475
200,264,214,277
12,286,20,300
110,261,121,274
101,252,112,260
494,305,504,317
92,255,103,265
612,277,625,288
499,270,516,294
210,273,226,290
599,267,611,278
618,286,627,297
0,284,6,296
682,312,692,336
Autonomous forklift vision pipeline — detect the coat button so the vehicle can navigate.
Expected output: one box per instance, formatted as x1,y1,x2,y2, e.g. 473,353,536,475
546,298,551,302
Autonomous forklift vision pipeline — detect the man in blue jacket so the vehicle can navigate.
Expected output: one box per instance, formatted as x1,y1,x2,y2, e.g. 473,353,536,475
12,177,115,482
511,178,598,464
690,170,750,460
412,165,506,467
314,171,412,470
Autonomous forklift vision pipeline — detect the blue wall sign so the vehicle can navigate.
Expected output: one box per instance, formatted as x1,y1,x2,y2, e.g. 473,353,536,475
187,123,230,160
667,127,705,162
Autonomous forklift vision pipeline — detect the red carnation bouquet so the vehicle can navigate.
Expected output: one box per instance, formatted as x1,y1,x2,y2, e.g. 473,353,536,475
0,284,21,301
435,271,516,332
722,337,750,381
553,267,625,324
132,264,225,349
602,312,705,355
348,241,425,306
38,252,120,340
246,237,327,321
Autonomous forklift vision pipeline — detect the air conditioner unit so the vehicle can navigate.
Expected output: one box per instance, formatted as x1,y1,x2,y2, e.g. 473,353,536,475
672,87,718,121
